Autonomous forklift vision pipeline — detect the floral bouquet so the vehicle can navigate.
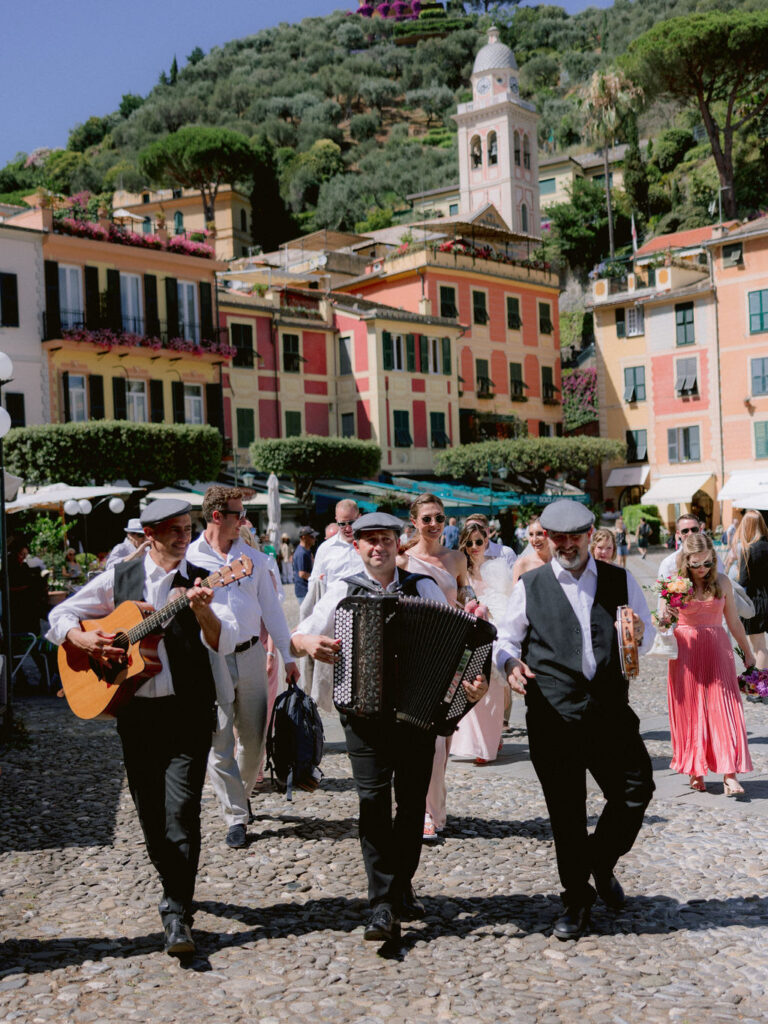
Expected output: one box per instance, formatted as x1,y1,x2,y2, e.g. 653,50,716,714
651,575,694,630
737,666,768,702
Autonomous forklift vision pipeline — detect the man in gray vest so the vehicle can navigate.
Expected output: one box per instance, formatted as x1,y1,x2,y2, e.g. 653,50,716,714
48,498,238,958
291,511,488,944
495,499,655,940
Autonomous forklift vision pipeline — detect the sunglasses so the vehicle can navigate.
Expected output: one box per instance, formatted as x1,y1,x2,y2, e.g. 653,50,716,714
221,510,248,520
690,559,714,569
679,526,700,535
419,514,446,525
466,537,486,548
336,519,356,527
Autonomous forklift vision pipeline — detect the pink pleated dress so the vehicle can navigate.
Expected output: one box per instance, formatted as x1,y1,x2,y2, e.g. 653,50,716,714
667,597,752,777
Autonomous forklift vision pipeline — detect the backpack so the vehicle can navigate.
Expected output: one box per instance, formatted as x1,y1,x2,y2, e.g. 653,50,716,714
265,682,324,801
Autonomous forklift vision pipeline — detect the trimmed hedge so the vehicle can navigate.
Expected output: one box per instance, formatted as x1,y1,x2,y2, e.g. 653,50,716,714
251,435,381,503
621,502,662,545
5,421,223,487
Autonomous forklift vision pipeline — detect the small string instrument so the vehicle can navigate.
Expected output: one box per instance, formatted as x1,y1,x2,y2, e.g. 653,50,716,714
59,556,253,720
617,604,640,681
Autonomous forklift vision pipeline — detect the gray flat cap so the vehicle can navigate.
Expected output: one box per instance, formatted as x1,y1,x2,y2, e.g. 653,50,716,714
124,518,143,534
352,511,404,536
140,498,192,526
539,499,594,534
298,525,318,538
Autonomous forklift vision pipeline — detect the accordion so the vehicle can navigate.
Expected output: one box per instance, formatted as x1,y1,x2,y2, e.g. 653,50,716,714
333,595,497,732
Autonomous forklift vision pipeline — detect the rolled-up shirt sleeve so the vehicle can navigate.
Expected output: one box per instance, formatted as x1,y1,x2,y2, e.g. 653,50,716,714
493,582,529,677
204,595,238,656
46,570,117,645
627,570,656,655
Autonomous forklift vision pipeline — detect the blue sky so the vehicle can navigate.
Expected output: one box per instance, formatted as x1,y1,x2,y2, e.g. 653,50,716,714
1,0,612,168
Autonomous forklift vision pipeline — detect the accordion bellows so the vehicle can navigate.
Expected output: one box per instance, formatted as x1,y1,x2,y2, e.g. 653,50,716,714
333,595,497,732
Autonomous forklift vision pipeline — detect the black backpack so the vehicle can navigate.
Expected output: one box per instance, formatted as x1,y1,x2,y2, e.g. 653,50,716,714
265,682,324,801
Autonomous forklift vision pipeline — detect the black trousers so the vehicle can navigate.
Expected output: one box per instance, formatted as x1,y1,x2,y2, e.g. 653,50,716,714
526,698,654,908
342,714,437,909
116,695,213,925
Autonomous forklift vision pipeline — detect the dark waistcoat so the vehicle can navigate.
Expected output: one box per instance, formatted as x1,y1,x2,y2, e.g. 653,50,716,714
113,557,216,708
521,560,629,721
341,569,432,598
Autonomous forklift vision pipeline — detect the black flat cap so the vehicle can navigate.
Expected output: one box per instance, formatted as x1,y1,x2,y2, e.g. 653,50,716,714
140,498,192,526
352,512,404,536
539,499,594,534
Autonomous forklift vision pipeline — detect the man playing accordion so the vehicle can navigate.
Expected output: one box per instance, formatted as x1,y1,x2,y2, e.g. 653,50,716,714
291,512,488,943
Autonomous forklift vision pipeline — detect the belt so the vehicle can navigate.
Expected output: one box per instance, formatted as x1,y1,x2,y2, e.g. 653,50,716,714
234,635,260,654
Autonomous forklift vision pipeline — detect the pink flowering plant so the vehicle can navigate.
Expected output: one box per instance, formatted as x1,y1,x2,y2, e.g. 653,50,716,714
651,575,694,630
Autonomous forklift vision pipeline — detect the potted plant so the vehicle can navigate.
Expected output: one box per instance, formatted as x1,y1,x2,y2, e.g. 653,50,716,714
27,514,71,604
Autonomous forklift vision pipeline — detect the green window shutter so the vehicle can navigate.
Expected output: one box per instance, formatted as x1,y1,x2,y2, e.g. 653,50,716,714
149,379,165,423
171,380,185,423
106,269,121,331
382,330,394,371
61,371,70,422
442,336,451,375
44,260,61,338
112,376,127,420
206,382,223,431
89,375,105,419
756,421,768,459
200,281,214,341
144,274,160,337
84,266,100,330
165,276,179,339
419,334,428,373
237,408,255,448
406,333,416,372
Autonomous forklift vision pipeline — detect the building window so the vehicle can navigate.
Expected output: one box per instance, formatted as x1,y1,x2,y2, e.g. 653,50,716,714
623,365,646,403
539,421,552,437
339,335,353,376
538,302,553,334
285,410,301,437
752,357,768,396
615,307,626,338
523,135,531,170
521,203,529,234
470,135,482,169
174,210,184,234
428,337,441,374
472,290,489,325
488,131,498,166
0,272,19,327
142,216,152,235
723,242,743,267
126,380,148,423
341,412,355,437
58,265,83,331
68,374,88,422
626,428,648,462
675,356,698,396
439,285,458,319
184,384,203,424
430,411,450,448
668,425,700,463
231,323,254,368
626,305,644,337
509,362,527,400
236,408,255,448
382,331,405,371
506,296,521,330
675,302,695,346
756,421,768,459
283,333,301,373
448,203,459,216
542,365,559,403
514,131,521,167
120,273,144,334
540,177,556,195
4,392,24,428
476,358,493,398
749,289,768,333
240,209,247,233
393,409,413,447
177,280,199,342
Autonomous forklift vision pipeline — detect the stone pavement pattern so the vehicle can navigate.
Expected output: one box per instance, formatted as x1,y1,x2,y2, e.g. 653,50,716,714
3,552,768,1023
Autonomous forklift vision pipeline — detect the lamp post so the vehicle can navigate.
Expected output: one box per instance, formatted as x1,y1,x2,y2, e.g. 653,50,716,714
0,352,15,741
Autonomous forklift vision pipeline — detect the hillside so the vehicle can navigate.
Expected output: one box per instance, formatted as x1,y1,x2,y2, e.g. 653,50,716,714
3,0,768,250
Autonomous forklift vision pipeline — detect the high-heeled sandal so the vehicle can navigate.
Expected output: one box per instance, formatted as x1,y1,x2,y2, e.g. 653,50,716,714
689,776,706,792
723,777,745,797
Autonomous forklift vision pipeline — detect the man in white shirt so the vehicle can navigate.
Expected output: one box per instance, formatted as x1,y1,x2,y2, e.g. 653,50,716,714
105,518,149,569
658,513,724,579
308,499,364,588
188,486,298,851
48,498,238,958
495,499,655,941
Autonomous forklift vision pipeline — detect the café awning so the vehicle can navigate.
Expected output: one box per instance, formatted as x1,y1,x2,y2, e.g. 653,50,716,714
640,473,713,506
717,470,768,509
605,465,650,488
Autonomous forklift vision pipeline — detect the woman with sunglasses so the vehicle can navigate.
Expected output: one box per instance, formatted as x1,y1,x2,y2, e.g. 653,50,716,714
733,509,768,671
512,516,551,583
451,521,516,765
664,534,754,796
398,493,485,839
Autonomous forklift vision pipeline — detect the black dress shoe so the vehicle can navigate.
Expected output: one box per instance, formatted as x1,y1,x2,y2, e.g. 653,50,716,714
363,905,400,942
163,916,195,957
398,885,425,921
553,904,590,941
594,870,626,909
226,824,247,848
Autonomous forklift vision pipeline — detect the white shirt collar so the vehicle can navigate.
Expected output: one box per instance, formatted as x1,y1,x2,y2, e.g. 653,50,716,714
550,552,598,584
145,549,188,579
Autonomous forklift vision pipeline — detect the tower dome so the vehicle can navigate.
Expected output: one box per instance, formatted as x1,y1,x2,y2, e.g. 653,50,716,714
472,25,517,75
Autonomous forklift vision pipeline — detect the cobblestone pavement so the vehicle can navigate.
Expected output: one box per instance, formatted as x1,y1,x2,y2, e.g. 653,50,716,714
3,551,768,1023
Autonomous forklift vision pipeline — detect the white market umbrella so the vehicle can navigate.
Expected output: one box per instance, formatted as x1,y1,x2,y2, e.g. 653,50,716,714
266,473,281,548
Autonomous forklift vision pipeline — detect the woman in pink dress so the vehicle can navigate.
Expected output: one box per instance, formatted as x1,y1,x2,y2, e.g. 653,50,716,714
664,534,755,795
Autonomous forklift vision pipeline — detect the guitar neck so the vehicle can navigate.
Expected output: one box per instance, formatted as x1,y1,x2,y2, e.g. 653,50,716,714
126,570,218,644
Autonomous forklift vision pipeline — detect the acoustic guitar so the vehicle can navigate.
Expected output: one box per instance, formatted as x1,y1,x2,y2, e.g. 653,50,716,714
59,556,253,720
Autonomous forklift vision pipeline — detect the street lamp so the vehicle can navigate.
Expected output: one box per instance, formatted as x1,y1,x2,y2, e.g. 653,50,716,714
0,352,14,741
64,495,126,559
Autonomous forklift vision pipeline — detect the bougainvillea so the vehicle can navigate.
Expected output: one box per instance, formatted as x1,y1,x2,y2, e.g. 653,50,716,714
561,367,598,431
61,326,235,358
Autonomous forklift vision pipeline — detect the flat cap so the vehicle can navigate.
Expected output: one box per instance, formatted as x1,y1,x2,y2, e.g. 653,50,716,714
352,511,404,535
298,525,318,538
124,518,143,534
140,498,192,526
539,499,594,534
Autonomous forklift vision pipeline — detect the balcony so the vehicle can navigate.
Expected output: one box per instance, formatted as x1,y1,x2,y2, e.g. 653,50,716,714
542,384,560,405
382,241,557,288
43,313,233,358
509,380,528,402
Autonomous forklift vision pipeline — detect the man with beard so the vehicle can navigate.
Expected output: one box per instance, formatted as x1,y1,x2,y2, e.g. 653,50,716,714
495,500,655,940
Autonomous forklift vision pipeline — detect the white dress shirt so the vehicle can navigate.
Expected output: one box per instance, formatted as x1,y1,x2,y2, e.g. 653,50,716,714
494,555,655,681
486,539,517,571
187,534,292,663
308,531,364,587
105,538,135,568
47,551,238,698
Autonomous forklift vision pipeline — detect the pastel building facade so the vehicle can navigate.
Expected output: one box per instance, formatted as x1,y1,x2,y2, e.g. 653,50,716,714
0,222,46,426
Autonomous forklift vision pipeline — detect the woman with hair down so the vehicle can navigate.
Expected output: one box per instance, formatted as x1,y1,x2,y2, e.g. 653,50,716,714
733,509,768,671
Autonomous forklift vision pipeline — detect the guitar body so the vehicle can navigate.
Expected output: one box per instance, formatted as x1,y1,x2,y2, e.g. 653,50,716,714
59,601,163,720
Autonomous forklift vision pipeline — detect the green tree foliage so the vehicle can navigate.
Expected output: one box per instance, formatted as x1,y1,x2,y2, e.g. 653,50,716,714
119,94,144,119
5,422,222,488
621,503,662,544
541,178,629,276
68,116,113,153
435,436,625,494
250,436,381,504
42,150,89,195
625,10,768,220
139,125,255,223
248,135,296,252
349,112,381,142
170,56,179,85
280,138,344,213
649,127,696,175
187,46,205,66
621,115,649,220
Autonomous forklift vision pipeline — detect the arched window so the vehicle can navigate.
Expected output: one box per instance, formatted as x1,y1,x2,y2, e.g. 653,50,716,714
523,135,531,170
173,210,184,234
142,216,151,235
240,209,247,232
488,131,498,166
521,203,529,233
470,135,482,169
513,131,521,167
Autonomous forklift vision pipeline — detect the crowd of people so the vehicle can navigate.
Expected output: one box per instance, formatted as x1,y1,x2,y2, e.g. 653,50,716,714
32,489,768,954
